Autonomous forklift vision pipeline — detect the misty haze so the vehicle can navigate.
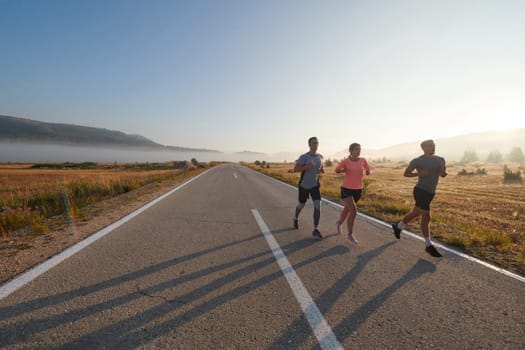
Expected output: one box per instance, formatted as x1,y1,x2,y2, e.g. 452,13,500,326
0,143,254,163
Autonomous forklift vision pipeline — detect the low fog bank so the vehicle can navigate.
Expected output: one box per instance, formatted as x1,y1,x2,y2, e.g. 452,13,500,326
0,143,300,163
4,128,524,164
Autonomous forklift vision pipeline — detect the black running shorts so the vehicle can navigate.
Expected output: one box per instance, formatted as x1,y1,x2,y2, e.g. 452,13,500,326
413,186,435,211
340,187,362,203
298,185,321,203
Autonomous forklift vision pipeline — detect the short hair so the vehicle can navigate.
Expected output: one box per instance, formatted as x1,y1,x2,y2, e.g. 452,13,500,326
308,137,318,145
349,143,361,151
420,139,435,149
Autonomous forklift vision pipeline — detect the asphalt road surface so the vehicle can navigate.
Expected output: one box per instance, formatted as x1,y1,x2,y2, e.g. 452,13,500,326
1,164,524,349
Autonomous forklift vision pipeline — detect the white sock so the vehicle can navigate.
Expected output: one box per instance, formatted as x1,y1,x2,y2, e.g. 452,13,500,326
398,221,406,229
424,237,432,247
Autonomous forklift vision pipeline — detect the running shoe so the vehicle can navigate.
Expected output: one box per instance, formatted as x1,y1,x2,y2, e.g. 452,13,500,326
391,223,401,239
336,220,342,235
293,219,299,229
347,234,359,245
425,245,442,257
312,228,323,239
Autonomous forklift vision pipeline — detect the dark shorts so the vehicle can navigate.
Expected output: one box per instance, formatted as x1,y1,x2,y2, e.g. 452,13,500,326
340,187,362,203
298,185,321,203
413,186,435,211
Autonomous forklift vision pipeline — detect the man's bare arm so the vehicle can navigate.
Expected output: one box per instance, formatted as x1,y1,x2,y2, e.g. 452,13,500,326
294,161,313,173
440,161,448,177
404,166,426,177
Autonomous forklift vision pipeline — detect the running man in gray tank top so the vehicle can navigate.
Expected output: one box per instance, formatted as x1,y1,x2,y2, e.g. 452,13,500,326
391,139,448,257
293,136,324,239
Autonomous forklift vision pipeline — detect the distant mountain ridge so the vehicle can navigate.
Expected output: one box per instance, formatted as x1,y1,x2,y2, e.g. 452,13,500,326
234,150,267,157
0,115,219,153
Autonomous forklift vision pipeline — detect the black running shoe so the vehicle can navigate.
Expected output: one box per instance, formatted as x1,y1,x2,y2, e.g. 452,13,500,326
312,228,323,239
425,245,442,257
391,223,401,239
293,219,299,229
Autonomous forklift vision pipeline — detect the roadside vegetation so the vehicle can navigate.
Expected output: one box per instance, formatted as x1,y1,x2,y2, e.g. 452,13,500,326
245,161,525,275
0,161,217,239
503,165,522,183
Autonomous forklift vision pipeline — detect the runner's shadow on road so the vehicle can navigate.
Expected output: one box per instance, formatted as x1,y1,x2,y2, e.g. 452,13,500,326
268,226,342,241
0,231,347,349
50,237,348,349
331,258,436,342
270,242,436,349
0,233,267,322
322,233,340,239
271,227,298,235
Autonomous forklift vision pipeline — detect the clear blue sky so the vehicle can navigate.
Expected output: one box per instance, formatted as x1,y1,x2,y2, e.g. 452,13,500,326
1,0,524,155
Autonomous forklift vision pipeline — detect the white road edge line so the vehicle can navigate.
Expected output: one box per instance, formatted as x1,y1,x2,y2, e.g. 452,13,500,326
244,166,525,284
0,168,213,301
233,172,238,179
251,209,343,350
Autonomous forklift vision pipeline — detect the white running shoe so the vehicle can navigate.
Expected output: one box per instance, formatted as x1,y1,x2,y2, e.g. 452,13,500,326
347,234,359,245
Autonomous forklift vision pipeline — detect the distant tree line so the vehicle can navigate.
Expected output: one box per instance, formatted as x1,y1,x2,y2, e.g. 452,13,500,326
254,160,270,168
30,162,98,169
460,147,524,164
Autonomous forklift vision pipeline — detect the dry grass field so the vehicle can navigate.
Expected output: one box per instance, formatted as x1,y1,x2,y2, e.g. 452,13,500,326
0,162,213,239
247,161,525,276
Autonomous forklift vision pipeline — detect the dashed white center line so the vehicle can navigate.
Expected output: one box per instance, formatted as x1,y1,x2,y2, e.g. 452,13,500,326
251,209,343,350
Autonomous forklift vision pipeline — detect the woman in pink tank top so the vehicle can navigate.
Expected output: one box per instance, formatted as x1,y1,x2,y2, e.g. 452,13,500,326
335,143,371,244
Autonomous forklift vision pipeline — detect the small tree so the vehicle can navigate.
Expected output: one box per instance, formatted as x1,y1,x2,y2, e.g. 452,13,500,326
486,150,503,163
503,165,523,183
324,158,333,167
461,149,479,163
507,147,525,164
190,158,199,166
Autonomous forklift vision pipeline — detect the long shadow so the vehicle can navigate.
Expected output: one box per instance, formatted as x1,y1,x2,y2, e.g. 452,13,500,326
0,242,271,345
0,231,340,347
0,232,274,320
52,242,348,349
269,241,396,349
270,241,435,349
331,258,436,342
322,232,340,239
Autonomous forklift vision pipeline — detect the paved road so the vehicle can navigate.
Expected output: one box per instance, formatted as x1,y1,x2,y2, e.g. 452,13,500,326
0,164,524,349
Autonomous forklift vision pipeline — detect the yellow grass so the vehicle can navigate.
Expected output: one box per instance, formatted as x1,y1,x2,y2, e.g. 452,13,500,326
247,161,525,275
0,163,211,238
